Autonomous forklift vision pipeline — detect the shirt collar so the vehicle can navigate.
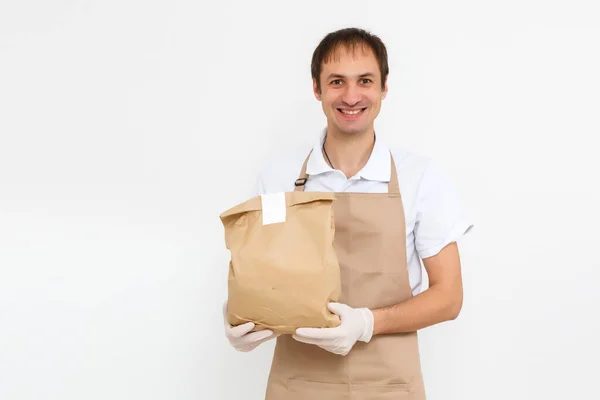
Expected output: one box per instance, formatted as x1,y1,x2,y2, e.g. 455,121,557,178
305,128,391,182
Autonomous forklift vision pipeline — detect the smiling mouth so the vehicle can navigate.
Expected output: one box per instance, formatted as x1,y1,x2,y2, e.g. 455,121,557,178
337,108,367,115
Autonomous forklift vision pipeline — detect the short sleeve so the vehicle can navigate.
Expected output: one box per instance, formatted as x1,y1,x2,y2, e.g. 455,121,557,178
254,174,266,196
414,160,473,259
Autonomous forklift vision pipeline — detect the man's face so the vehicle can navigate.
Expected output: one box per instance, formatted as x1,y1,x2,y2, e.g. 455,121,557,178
314,45,388,137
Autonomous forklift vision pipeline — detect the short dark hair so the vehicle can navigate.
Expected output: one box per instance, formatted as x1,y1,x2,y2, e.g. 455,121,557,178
311,27,389,93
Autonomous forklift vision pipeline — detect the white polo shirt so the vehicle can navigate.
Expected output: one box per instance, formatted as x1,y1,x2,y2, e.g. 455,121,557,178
254,129,473,295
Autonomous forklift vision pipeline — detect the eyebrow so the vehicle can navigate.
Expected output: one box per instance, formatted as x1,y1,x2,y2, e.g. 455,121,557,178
326,73,375,80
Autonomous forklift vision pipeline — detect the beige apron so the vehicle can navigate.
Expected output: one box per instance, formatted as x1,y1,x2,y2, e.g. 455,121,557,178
264,152,426,399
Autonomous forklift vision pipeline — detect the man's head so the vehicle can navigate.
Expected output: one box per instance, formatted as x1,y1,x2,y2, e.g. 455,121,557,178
311,27,389,137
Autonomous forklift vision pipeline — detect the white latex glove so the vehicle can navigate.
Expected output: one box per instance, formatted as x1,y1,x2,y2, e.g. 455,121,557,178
223,302,279,352
292,302,374,356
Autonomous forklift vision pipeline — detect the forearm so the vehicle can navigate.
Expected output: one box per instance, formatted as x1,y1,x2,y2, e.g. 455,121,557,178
371,284,462,335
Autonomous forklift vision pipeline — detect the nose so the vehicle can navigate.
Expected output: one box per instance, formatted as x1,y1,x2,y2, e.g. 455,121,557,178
341,83,361,107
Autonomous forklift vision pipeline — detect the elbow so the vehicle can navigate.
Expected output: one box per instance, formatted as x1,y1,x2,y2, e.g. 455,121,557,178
447,294,463,321
448,304,462,320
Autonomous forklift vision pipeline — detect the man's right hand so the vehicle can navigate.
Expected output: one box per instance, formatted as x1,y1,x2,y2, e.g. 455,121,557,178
223,302,279,352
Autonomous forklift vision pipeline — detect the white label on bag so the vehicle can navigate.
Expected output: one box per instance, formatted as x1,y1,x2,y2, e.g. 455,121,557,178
261,192,287,225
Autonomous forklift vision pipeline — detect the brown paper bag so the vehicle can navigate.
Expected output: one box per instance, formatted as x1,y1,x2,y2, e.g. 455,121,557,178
219,191,341,335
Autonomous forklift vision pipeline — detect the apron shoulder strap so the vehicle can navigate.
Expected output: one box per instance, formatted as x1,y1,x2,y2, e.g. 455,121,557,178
294,150,312,192
388,152,400,194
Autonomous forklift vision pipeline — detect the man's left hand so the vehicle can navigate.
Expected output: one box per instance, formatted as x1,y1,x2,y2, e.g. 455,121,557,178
292,302,374,356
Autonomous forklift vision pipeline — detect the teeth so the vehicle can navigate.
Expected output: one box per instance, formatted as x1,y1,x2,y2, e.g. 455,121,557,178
341,109,362,115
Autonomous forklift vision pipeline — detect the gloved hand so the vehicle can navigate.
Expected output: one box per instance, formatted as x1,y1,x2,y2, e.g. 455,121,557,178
292,302,374,356
223,302,279,352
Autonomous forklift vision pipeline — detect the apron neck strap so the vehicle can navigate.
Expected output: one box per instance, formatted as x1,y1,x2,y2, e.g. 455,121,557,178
388,152,400,194
294,151,311,192
294,150,400,194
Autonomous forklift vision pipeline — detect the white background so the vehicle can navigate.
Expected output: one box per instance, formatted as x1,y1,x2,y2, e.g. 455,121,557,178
1,1,599,399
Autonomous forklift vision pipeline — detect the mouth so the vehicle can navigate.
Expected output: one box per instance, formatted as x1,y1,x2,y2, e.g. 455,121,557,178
337,107,367,118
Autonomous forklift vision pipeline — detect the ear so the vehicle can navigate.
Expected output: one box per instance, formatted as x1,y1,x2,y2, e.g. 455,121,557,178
381,77,389,100
313,78,322,101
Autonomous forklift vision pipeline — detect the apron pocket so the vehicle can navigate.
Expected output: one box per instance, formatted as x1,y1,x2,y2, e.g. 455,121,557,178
351,382,414,399
287,378,413,399
286,378,348,400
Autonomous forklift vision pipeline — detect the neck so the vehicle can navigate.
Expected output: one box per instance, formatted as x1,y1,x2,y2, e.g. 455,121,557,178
322,127,376,178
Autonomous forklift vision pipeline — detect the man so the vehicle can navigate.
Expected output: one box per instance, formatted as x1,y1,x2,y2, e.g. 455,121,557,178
223,27,472,399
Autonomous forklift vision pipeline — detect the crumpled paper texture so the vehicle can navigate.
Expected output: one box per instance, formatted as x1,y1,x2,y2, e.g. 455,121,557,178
220,191,342,334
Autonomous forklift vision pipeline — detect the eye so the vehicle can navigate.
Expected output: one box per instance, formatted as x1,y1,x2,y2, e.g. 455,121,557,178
361,78,373,84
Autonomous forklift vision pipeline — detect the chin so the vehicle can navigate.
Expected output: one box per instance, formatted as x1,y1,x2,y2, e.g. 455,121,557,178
327,115,371,136
337,124,369,136
342,128,365,136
